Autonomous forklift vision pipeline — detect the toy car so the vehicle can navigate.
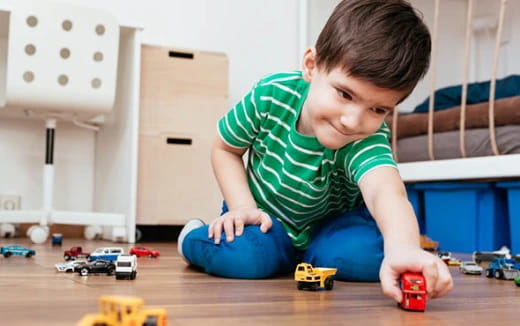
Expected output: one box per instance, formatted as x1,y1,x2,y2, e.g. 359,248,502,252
485,258,520,280
399,272,427,311
55,260,87,273
0,244,36,258
77,260,116,276
437,251,452,263
447,258,462,267
115,255,137,280
88,247,124,262
63,246,90,261
472,246,511,264
129,246,160,258
294,263,337,291
77,295,166,326
459,261,483,275
420,235,439,251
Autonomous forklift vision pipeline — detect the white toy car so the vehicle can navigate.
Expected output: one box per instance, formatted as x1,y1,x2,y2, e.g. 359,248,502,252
88,247,124,262
115,254,137,280
459,261,483,275
55,260,87,273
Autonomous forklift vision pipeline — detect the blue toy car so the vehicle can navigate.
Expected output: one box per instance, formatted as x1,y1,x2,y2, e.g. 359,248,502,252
1,244,36,258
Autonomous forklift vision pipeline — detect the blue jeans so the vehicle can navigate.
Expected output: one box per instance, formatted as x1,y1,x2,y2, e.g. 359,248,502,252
182,202,384,281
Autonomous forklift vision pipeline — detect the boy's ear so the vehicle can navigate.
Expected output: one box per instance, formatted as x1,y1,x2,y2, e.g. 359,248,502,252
302,47,317,82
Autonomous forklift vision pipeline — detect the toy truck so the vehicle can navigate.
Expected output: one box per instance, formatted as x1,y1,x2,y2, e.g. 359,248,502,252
399,272,427,311
115,254,137,280
485,258,520,280
76,295,167,326
294,263,337,291
64,246,90,261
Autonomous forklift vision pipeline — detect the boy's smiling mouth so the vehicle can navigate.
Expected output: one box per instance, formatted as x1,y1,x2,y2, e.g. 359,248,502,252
330,122,356,136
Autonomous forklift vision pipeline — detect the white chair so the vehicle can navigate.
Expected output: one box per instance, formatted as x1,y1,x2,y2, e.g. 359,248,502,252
0,0,127,243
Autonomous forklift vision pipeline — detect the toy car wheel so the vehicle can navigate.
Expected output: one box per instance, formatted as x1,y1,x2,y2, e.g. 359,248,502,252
325,277,334,290
297,281,305,290
107,268,115,276
25,252,33,258
485,269,493,278
64,254,71,261
80,268,89,276
3,252,11,258
131,271,137,280
148,253,154,258
495,270,504,280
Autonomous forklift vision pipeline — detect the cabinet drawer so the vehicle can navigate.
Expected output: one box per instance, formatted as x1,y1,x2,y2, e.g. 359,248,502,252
140,45,228,134
137,133,222,225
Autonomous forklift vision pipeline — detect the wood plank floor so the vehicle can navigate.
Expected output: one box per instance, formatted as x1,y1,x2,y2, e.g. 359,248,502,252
1,238,519,326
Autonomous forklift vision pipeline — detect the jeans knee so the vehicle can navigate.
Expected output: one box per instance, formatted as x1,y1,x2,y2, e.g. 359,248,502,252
188,226,283,279
305,225,384,282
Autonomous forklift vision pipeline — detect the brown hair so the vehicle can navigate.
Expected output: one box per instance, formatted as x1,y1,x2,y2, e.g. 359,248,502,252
315,0,431,92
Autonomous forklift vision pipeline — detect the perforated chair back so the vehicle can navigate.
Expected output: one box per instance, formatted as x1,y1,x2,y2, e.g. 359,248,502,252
1,0,119,115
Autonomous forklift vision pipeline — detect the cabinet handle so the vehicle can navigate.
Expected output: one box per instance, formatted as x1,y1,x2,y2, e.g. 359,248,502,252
168,51,194,59
166,137,192,145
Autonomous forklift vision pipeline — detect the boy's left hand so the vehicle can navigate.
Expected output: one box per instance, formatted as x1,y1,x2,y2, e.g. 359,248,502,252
379,246,453,302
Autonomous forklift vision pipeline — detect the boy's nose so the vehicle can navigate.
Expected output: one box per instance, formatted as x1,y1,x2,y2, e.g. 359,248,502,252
339,111,362,130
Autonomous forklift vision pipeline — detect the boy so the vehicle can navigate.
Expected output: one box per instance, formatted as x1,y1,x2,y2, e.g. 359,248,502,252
178,0,453,302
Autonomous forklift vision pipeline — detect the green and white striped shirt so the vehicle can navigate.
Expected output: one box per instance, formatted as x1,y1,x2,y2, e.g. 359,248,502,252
218,71,397,248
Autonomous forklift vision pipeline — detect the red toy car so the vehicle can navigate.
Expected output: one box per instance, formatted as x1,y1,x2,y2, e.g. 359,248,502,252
129,246,160,258
63,246,90,261
399,272,427,311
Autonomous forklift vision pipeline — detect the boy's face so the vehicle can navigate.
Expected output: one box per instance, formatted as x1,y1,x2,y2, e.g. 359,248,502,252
298,48,408,150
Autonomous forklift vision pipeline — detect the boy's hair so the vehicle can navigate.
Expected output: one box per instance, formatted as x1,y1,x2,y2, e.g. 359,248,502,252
315,0,431,92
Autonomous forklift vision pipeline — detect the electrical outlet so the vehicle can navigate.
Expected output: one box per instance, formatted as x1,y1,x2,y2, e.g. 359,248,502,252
0,195,21,210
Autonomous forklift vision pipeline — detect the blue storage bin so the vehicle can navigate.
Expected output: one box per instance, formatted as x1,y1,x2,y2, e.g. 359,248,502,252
496,180,520,254
405,184,425,234
414,182,509,253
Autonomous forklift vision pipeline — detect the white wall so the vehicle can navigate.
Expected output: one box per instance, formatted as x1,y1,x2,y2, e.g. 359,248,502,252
0,0,301,210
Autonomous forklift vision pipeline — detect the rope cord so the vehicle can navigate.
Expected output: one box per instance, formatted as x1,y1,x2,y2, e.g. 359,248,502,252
427,0,440,161
459,0,473,158
488,0,507,156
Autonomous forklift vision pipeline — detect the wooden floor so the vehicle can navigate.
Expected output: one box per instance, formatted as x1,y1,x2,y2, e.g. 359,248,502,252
1,238,519,326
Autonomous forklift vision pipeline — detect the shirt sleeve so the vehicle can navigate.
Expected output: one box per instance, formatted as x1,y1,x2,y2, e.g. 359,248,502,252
345,122,398,184
217,82,263,149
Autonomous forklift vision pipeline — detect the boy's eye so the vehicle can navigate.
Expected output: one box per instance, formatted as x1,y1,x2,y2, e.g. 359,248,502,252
371,107,388,115
336,89,352,100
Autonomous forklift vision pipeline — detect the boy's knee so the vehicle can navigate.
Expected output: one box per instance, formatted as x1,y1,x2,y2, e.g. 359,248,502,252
305,224,384,282
187,225,282,279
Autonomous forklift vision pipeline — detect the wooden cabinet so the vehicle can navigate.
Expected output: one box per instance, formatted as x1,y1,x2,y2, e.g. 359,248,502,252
137,45,228,225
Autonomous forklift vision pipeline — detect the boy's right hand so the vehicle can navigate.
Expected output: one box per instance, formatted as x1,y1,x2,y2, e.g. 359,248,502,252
208,207,272,244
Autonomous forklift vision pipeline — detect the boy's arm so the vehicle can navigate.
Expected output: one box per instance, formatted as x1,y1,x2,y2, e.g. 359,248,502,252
358,166,453,301
209,137,272,244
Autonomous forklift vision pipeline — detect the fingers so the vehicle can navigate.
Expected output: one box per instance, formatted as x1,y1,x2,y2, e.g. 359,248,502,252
430,260,453,298
259,212,272,233
422,261,439,298
208,217,224,244
422,259,453,299
207,208,271,244
379,264,403,303
223,217,235,242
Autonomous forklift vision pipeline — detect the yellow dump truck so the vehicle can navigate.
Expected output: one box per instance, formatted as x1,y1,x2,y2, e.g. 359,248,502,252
294,263,337,291
76,295,167,326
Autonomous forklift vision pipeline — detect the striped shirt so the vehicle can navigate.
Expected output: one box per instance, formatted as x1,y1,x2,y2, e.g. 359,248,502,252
218,71,397,248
